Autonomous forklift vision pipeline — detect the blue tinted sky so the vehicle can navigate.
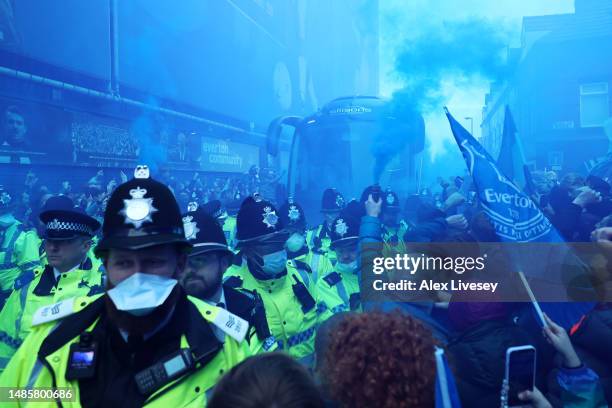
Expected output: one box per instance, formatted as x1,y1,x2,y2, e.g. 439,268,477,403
379,0,575,163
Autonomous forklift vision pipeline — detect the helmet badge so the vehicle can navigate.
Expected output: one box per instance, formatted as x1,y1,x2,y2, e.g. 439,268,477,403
120,186,157,229
182,215,199,240
335,218,348,237
288,205,300,221
262,206,278,229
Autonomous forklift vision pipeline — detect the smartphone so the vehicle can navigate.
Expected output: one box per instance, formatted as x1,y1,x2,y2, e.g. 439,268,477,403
505,345,536,408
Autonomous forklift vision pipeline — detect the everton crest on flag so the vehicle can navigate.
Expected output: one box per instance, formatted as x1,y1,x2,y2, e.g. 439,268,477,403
444,108,561,243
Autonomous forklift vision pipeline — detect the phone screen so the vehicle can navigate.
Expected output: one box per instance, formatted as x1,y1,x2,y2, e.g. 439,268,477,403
507,348,536,406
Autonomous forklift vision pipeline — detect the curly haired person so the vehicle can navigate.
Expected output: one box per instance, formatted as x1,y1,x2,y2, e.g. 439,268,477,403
320,311,438,408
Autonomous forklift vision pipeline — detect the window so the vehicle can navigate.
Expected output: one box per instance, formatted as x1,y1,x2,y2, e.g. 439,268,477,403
580,82,609,127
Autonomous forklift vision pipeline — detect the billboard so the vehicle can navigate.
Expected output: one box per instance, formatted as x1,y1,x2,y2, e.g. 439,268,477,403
0,97,72,164
200,137,260,173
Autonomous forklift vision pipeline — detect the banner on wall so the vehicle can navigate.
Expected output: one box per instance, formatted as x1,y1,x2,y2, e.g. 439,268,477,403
0,97,72,164
200,137,260,173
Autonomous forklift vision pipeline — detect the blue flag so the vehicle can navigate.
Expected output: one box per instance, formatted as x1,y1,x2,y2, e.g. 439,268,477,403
445,108,561,243
445,108,594,329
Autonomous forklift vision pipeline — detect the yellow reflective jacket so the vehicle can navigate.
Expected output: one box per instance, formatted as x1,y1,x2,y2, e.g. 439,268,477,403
307,225,336,264
318,268,361,314
222,216,237,249
0,294,250,407
0,220,41,296
0,254,103,373
224,260,329,365
290,250,335,286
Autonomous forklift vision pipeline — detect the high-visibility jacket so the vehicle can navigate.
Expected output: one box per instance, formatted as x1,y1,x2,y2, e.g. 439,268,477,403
224,260,329,365
0,220,41,300
0,254,103,373
215,284,278,355
307,224,336,264
222,216,237,249
381,220,409,254
318,268,361,313
0,293,250,407
290,250,335,286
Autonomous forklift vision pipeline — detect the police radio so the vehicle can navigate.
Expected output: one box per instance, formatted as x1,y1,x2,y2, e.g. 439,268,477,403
134,348,194,395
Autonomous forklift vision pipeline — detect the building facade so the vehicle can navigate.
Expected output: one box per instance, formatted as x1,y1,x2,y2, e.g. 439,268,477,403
481,0,612,173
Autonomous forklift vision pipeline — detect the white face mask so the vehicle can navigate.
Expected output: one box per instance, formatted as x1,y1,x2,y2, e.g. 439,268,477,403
107,273,177,316
336,260,359,275
261,250,288,276
286,233,306,253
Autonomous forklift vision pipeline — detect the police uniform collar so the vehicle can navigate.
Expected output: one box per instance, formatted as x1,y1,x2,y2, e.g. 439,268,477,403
38,296,106,359
32,265,56,296
33,257,94,296
286,245,309,260
37,294,223,369
222,285,254,322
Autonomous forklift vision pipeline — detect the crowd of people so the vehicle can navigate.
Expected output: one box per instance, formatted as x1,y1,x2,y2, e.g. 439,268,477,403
72,121,139,158
0,158,612,407
0,160,609,407
8,165,267,234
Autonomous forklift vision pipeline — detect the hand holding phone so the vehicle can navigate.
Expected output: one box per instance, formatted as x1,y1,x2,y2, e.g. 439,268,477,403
516,387,552,408
505,345,536,408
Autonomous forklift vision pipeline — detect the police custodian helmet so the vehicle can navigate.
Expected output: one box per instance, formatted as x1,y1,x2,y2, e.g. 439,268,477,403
182,207,233,258
95,165,190,255
235,195,287,247
321,188,345,212
329,213,360,250
40,195,100,240
278,197,306,231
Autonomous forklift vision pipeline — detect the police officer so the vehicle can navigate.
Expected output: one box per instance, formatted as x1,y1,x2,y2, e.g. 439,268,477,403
225,195,328,365
0,185,41,306
309,188,345,264
279,198,334,285
0,195,103,373
180,207,276,354
200,200,237,249
380,189,409,252
0,166,249,407
319,211,363,312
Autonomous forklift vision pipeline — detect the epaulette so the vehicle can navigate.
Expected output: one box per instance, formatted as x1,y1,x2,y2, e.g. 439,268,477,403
223,275,244,289
323,271,342,287
31,295,102,326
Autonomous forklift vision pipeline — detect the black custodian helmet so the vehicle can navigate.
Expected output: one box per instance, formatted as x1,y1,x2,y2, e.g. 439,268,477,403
182,208,233,257
200,199,228,221
235,195,287,247
321,188,345,212
94,165,190,256
329,213,360,250
382,189,401,213
279,198,306,231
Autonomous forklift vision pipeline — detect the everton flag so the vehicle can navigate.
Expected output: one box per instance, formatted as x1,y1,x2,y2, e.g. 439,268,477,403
444,107,561,243
445,108,594,329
